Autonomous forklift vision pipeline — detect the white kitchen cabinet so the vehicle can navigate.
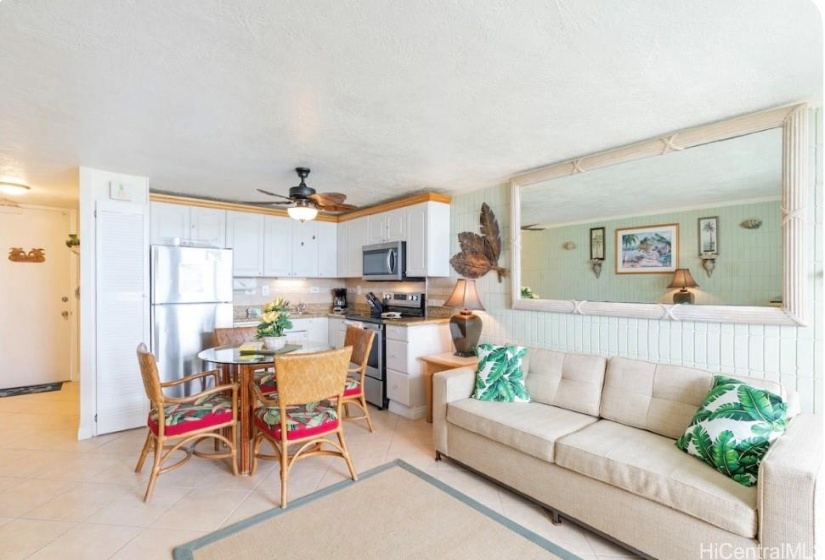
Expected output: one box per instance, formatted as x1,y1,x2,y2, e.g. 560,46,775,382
384,322,451,419
263,215,294,277
328,316,345,347
405,201,451,277
291,221,319,277
287,317,328,343
367,208,406,244
150,202,226,248
316,221,337,277
263,216,335,278
226,210,265,276
337,217,368,278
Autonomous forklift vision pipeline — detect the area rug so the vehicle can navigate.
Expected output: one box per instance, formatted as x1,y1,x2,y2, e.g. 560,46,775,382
173,460,581,560
0,381,63,398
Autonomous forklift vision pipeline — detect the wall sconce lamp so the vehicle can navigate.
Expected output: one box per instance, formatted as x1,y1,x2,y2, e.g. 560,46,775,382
444,278,485,357
667,268,699,304
700,254,716,277
589,259,603,279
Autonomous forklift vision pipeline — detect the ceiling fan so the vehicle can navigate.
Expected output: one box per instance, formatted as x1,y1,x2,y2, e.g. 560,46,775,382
246,167,356,221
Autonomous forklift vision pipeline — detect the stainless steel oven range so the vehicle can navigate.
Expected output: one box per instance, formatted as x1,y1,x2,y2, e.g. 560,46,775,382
345,291,426,410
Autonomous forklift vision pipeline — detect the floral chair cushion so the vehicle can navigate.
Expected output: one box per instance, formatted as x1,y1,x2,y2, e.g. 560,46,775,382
254,400,339,440
254,370,278,395
344,377,361,397
148,393,233,436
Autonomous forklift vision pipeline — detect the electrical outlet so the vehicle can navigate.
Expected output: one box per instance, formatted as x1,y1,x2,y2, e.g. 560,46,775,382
261,285,269,296
356,285,362,295
309,286,320,294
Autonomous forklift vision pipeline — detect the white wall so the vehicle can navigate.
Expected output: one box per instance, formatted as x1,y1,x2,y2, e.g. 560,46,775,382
450,111,823,414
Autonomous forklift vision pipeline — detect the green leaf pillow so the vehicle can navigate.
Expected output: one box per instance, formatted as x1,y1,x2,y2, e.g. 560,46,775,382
675,375,788,487
472,344,530,403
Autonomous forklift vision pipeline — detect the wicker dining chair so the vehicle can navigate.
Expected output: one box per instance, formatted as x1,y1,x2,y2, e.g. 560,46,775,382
213,326,278,394
341,325,376,432
135,343,239,502
250,346,357,508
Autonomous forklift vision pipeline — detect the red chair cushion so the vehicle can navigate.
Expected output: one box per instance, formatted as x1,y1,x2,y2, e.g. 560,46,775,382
254,370,278,395
254,400,339,440
148,393,233,436
343,377,362,397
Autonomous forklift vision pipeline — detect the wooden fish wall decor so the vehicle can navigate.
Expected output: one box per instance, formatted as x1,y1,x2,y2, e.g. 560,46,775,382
8,248,46,263
449,203,507,282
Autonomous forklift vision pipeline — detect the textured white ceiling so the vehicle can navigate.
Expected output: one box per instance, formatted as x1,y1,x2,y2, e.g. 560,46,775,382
0,1,821,209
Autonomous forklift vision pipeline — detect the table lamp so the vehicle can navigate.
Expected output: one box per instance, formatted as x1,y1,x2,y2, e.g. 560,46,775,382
444,279,485,357
667,268,699,304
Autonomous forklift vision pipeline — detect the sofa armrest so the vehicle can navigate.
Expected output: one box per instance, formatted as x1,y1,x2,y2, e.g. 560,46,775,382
432,367,476,456
759,413,824,554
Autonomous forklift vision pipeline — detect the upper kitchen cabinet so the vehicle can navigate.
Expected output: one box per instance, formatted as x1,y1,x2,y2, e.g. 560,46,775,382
150,202,226,248
367,207,406,244
405,201,451,277
337,217,368,278
263,216,337,278
316,221,338,277
226,210,265,276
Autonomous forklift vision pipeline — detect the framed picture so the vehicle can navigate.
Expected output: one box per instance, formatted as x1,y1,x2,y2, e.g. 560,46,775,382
590,227,605,260
698,216,719,256
615,223,678,274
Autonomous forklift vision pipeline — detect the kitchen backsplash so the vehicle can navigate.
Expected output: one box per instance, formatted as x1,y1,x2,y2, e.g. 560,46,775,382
232,276,456,321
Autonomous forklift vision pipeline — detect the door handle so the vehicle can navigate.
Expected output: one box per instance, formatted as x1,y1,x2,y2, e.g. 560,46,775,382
61,311,69,319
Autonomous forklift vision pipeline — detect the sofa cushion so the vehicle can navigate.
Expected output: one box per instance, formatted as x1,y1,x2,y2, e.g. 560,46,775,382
447,398,597,462
472,344,530,402
600,357,791,440
555,419,757,538
676,375,788,487
523,349,606,416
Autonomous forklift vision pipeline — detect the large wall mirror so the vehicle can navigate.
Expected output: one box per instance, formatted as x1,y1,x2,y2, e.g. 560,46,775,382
510,104,809,326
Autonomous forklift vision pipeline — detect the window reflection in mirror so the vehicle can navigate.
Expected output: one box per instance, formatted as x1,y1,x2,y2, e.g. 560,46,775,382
518,128,782,307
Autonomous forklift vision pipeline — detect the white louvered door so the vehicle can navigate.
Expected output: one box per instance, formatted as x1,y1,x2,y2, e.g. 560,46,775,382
95,201,150,435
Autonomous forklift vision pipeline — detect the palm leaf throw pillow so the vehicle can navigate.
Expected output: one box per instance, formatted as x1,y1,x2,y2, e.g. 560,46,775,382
675,375,788,487
472,344,530,403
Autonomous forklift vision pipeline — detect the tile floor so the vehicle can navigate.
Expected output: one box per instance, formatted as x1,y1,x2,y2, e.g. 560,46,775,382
0,382,640,559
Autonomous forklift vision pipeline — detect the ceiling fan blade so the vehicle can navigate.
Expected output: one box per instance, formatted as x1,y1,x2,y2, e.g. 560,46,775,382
235,200,292,206
256,188,292,201
316,202,358,212
309,192,348,205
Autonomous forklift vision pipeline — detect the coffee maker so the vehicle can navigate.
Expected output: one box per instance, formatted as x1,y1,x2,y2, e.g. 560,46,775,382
332,288,347,313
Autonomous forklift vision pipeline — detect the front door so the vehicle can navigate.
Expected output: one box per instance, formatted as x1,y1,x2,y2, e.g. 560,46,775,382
0,206,73,388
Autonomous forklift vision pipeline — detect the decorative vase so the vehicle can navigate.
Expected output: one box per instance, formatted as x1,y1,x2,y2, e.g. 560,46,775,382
263,336,287,351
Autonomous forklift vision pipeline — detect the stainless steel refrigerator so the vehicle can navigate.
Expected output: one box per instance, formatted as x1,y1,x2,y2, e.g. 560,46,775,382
150,245,233,396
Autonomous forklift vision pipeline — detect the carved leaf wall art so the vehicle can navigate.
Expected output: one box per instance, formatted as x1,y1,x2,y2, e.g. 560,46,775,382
450,203,507,282
8,248,46,263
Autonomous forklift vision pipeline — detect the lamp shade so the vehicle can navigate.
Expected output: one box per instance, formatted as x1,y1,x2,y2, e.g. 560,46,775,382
444,279,485,310
667,268,699,290
287,201,318,222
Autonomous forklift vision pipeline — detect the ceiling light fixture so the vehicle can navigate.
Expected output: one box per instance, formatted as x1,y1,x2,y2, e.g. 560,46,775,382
0,182,30,196
287,199,318,222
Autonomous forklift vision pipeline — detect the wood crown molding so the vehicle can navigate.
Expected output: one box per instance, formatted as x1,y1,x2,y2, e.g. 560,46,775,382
149,191,452,223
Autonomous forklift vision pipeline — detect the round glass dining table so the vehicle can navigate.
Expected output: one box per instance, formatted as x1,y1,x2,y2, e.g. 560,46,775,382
198,341,332,475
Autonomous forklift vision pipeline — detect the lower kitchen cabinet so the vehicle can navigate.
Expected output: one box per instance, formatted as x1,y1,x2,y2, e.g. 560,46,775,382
384,322,451,419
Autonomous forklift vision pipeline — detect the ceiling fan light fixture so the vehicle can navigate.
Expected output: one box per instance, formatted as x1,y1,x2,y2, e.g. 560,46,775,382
0,182,31,196
287,199,318,222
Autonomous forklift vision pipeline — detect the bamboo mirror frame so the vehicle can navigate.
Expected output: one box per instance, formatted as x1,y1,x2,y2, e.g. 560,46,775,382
510,104,809,326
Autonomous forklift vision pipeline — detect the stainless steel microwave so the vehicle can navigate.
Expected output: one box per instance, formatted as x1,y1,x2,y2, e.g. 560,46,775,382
362,241,405,281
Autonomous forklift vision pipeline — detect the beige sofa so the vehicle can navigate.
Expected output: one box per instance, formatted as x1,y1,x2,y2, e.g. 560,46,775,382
432,348,823,560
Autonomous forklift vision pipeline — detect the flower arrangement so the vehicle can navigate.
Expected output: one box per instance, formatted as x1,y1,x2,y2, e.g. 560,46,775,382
520,286,539,299
256,297,294,339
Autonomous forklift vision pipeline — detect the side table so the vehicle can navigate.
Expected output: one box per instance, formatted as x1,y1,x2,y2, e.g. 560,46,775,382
419,352,479,423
